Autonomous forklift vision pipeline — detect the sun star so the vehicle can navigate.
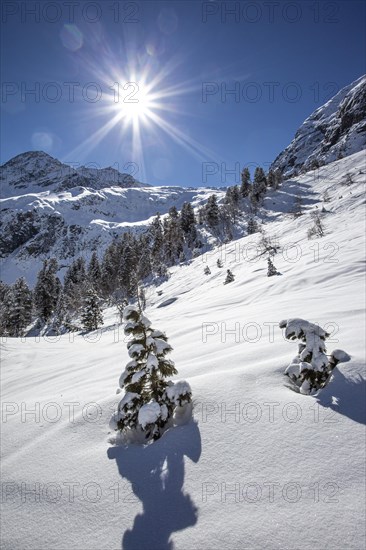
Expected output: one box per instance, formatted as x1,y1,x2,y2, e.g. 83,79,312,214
112,80,154,125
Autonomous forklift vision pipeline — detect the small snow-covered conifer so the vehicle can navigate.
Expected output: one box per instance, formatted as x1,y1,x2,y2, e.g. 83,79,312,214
280,318,350,395
343,172,353,186
293,195,303,218
247,217,259,234
224,269,235,285
111,305,192,442
267,257,279,277
307,211,325,239
204,266,211,275
217,258,223,268
81,288,103,331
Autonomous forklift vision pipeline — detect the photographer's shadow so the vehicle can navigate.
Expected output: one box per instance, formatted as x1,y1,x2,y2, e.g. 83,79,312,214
107,421,201,550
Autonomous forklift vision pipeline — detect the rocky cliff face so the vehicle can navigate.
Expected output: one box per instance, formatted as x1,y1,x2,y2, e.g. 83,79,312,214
270,75,366,177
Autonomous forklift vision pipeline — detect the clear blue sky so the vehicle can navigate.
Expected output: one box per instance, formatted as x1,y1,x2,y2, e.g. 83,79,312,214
1,0,365,187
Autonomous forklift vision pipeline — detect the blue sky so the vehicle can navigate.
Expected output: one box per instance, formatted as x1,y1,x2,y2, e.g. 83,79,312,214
1,0,365,187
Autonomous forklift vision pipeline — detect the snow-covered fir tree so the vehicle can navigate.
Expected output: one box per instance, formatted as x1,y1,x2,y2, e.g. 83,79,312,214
217,258,223,268
224,186,240,223
63,257,87,311
0,281,10,334
267,169,276,188
267,169,282,189
4,277,32,337
52,291,67,332
204,266,211,275
267,257,279,277
224,269,235,285
274,169,283,188
163,207,184,265
292,195,303,218
34,259,61,322
205,194,220,228
343,172,353,186
150,214,165,271
81,288,103,331
240,167,251,197
251,167,267,204
118,235,138,299
111,305,192,442
259,233,280,257
247,217,260,234
88,251,102,289
180,201,197,244
137,235,153,280
307,211,325,238
280,318,350,395
322,190,331,203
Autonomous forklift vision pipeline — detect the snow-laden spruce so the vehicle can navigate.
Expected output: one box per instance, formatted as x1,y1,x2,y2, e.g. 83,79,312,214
81,288,103,331
224,269,235,285
267,257,280,277
280,318,350,395
110,305,192,442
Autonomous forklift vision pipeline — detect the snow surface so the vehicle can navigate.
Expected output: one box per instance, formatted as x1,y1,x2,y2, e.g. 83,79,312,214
1,151,366,549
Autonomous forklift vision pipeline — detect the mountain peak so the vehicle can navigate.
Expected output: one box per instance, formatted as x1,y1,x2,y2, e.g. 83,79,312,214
0,152,143,197
2,150,63,169
270,75,366,177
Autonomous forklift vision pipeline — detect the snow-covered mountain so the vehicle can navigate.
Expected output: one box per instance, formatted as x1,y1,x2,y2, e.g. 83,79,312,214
0,151,143,197
270,75,366,176
1,76,366,285
0,151,227,283
1,149,365,550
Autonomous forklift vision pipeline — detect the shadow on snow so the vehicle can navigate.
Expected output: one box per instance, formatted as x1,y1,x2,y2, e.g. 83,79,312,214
316,368,366,425
108,421,202,550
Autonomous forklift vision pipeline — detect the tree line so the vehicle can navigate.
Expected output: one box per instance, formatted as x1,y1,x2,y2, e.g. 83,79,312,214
0,166,283,336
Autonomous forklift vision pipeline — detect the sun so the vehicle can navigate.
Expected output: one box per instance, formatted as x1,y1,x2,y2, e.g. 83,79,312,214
65,56,219,184
113,80,154,125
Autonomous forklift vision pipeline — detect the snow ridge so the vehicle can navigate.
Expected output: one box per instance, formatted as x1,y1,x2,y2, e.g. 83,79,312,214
270,75,366,176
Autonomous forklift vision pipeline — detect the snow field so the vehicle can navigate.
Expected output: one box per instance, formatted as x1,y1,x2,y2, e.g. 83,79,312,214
1,151,365,549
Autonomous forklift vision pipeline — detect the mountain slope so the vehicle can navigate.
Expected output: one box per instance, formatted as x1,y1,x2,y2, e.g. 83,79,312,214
2,76,366,285
270,75,366,176
1,151,365,550
0,149,227,283
0,183,225,284
0,151,143,198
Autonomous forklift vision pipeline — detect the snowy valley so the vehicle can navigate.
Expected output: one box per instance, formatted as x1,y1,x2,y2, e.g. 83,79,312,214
1,148,365,549
1,76,366,550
